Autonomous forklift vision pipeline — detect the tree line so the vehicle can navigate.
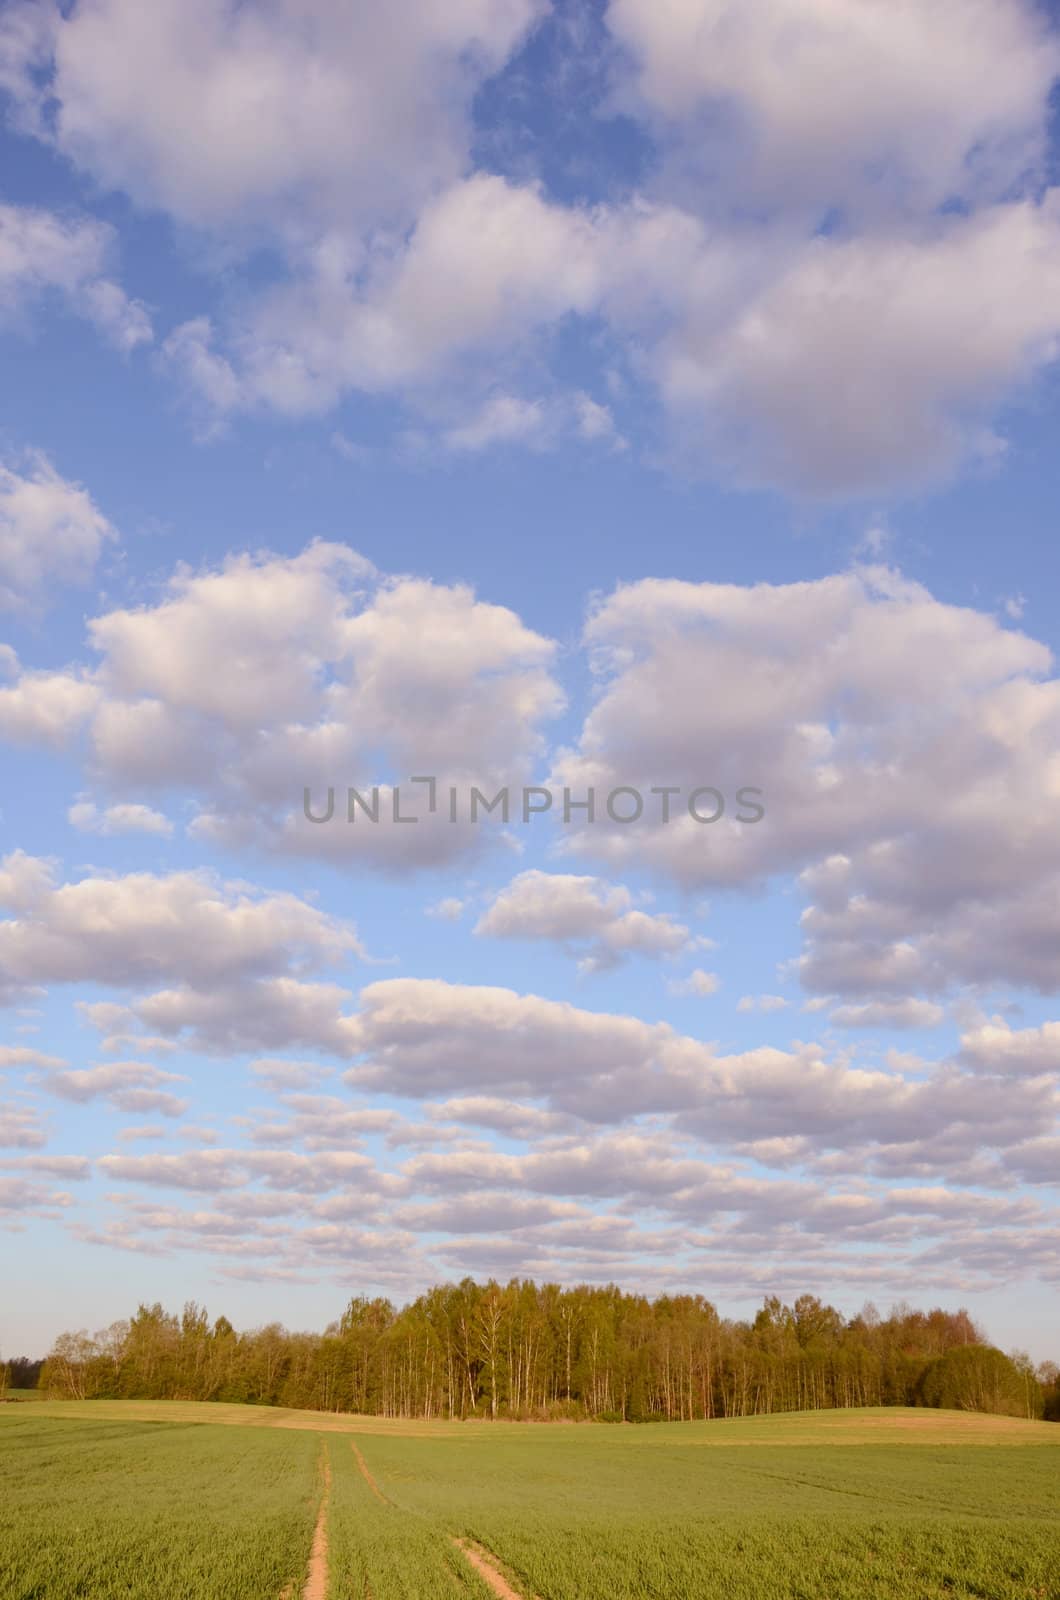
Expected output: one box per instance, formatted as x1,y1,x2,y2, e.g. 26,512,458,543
27,1281,1059,1422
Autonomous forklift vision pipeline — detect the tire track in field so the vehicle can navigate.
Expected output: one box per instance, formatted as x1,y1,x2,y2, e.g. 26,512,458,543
451,1538,541,1600
350,1438,390,1505
302,1440,332,1600
349,1440,532,1598
716,1455,963,1515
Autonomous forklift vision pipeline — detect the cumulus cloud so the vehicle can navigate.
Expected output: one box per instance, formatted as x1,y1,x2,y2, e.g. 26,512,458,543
554,566,1060,1000
0,201,151,349
93,16,1060,490
0,854,367,1057
0,853,362,997
343,976,1057,1179
0,452,116,610
345,977,681,1115
829,999,946,1031
162,174,603,423
427,1096,573,1140
245,1093,398,1152
6,2,1060,491
98,1146,394,1197
640,198,1060,494
0,1044,66,1069
0,656,99,746
155,173,1060,493
0,1105,47,1148
667,968,720,997
69,1024,1059,1287
425,897,466,922
0,1174,75,1216
607,0,1059,215
120,976,362,1058
1,540,562,872
40,1061,189,1118
476,868,692,970
67,799,172,837
440,390,624,456
7,0,540,230
7,1153,91,1180
737,994,789,1013
247,1058,332,1092
958,1018,1060,1078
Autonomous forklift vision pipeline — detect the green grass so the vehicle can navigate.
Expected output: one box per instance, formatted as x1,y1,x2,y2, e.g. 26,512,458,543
1,1405,1057,1599
0,1413,320,1599
326,1439,493,1600
344,1422,1060,1600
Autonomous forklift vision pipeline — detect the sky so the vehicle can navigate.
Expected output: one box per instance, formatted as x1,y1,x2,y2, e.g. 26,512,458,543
1,0,1059,1363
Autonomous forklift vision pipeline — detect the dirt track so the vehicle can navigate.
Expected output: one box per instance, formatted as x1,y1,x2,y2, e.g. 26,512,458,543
453,1538,539,1600
350,1438,390,1504
302,1442,331,1600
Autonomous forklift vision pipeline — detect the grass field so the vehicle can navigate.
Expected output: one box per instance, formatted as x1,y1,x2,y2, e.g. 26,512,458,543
0,1404,1056,1600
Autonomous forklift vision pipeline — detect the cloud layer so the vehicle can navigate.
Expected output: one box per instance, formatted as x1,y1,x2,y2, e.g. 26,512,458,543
5,0,1060,491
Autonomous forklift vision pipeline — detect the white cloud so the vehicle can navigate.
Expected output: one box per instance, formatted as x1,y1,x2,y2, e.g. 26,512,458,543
958,1018,1060,1078
442,394,552,453
10,0,540,230
123,976,361,1058
0,201,151,349
115,1124,167,1143
98,1146,391,1196
343,977,1056,1178
829,999,946,1031
607,0,1059,215
574,392,624,448
0,452,116,610
668,968,719,997
247,1058,331,1093
0,853,362,1001
428,1096,573,1140
0,656,99,746
641,198,1060,494
163,174,603,423
0,1044,65,1069
8,1153,91,1180
138,8,1060,493
0,1105,47,1148
68,799,173,837
554,566,1060,1000
2,540,563,873
476,868,692,970
0,1174,76,1216
152,174,1060,492
737,993,789,1013
41,1061,189,1118
426,897,466,922
6,3,1060,494
440,390,625,456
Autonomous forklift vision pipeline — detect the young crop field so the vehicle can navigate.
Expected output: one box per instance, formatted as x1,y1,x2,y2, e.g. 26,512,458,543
0,1404,1056,1600
0,1411,320,1599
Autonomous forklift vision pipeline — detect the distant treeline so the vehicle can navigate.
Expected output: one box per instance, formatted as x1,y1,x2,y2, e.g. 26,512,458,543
30,1282,1060,1422
0,1357,43,1393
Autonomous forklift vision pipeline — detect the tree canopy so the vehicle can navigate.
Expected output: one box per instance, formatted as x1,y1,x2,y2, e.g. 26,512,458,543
35,1281,1054,1423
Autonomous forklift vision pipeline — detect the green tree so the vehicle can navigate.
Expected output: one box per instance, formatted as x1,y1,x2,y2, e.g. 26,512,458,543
918,1344,1040,1418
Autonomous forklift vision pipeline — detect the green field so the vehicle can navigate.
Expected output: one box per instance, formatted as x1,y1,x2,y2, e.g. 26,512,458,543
0,1404,1057,1600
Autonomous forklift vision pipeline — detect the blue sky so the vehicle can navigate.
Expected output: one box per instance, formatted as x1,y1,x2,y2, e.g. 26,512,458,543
1,0,1059,1362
